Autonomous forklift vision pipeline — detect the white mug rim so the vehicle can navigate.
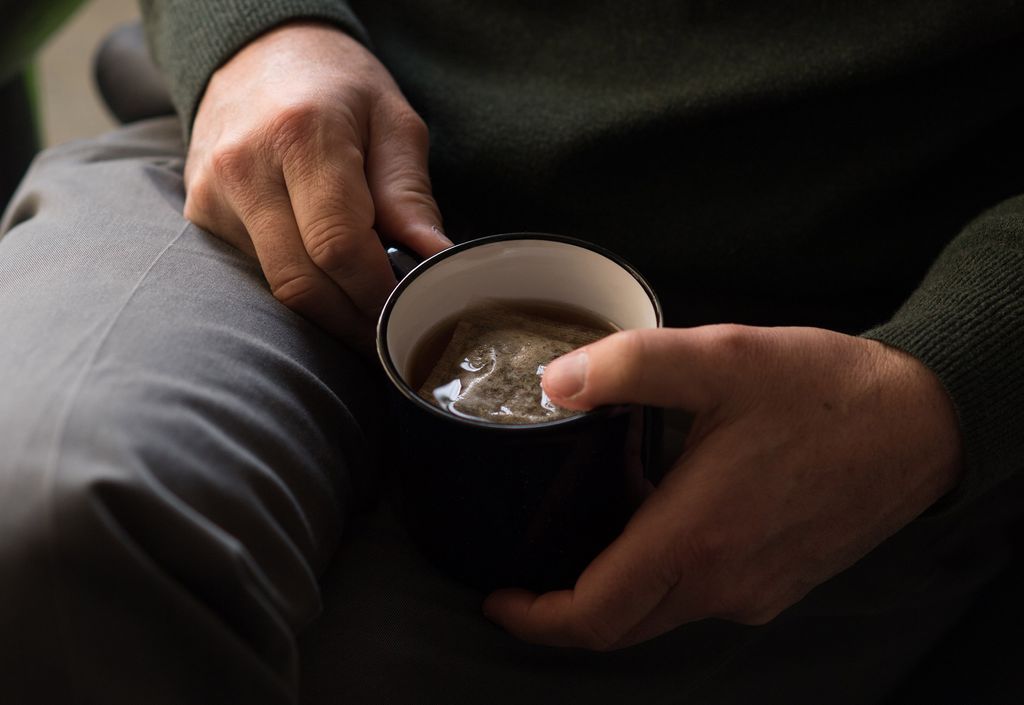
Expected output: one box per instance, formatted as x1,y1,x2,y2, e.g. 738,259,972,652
376,232,663,431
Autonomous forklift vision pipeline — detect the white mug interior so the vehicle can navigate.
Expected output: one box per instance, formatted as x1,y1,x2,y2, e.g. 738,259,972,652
382,236,661,386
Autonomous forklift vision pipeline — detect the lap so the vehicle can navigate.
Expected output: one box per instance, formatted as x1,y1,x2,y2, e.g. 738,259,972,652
302,489,1024,705
0,117,383,702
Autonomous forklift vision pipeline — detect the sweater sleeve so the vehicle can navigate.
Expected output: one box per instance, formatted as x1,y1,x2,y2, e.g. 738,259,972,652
862,195,1024,512
138,0,370,136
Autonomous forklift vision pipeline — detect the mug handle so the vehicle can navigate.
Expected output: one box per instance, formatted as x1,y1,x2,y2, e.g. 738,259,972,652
386,244,422,281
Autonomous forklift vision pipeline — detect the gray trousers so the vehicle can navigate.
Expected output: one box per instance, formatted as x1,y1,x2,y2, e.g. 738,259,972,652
0,118,1018,705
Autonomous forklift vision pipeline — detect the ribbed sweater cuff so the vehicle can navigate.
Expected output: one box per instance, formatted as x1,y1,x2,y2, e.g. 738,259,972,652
142,0,369,140
862,197,1024,514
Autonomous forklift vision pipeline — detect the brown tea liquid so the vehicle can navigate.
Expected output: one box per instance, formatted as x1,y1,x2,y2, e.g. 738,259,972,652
407,299,618,393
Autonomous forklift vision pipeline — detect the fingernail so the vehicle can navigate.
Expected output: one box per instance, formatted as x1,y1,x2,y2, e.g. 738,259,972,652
545,351,588,399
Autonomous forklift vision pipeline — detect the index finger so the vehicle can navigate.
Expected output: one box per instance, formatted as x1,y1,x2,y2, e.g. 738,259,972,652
222,165,374,352
282,123,397,320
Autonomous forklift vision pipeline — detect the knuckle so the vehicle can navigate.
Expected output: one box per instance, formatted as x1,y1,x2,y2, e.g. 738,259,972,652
209,143,254,186
267,101,325,154
609,328,650,382
669,529,727,579
395,107,430,144
732,601,784,626
717,585,757,622
708,324,764,366
704,325,774,408
267,100,363,159
397,188,438,215
306,223,365,277
183,177,218,223
378,163,435,212
185,173,225,224
716,574,788,626
268,268,323,311
334,141,367,173
573,613,620,652
649,544,685,593
378,100,429,140
616,328,647,349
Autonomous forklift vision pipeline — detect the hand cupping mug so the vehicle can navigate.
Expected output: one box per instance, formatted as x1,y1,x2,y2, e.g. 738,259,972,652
377,233,662,591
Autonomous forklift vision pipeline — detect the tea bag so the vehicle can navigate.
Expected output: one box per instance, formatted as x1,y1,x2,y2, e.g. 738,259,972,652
419,304,610,424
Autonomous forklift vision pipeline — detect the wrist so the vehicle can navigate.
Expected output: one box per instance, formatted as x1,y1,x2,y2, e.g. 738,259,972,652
211,20,362,79
870,339,964,504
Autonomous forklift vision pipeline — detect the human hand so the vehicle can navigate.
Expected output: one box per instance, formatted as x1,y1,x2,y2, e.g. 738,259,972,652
483,326,962,649
184,22,450,349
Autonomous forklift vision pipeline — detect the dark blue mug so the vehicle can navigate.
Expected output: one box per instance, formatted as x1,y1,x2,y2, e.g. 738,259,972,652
378,234,662,592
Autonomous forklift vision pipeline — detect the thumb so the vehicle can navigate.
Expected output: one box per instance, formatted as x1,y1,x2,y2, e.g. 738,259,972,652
366,102,451,258
542,327,742,412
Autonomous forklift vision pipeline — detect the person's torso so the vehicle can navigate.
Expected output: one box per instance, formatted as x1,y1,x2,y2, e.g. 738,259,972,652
353,0,1024,329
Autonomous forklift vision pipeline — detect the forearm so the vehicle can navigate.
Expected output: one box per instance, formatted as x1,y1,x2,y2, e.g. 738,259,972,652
863,194,1024,510
139,0,369,134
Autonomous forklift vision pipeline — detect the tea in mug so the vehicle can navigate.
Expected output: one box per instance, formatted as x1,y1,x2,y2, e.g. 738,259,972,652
410,300,617,424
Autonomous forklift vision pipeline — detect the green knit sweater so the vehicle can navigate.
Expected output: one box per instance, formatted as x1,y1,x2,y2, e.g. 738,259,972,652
141,1,1024,515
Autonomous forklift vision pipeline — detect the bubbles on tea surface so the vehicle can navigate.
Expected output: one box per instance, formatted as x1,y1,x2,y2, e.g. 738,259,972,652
431,378,463,406
460,358,488,373
417,302,612,424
